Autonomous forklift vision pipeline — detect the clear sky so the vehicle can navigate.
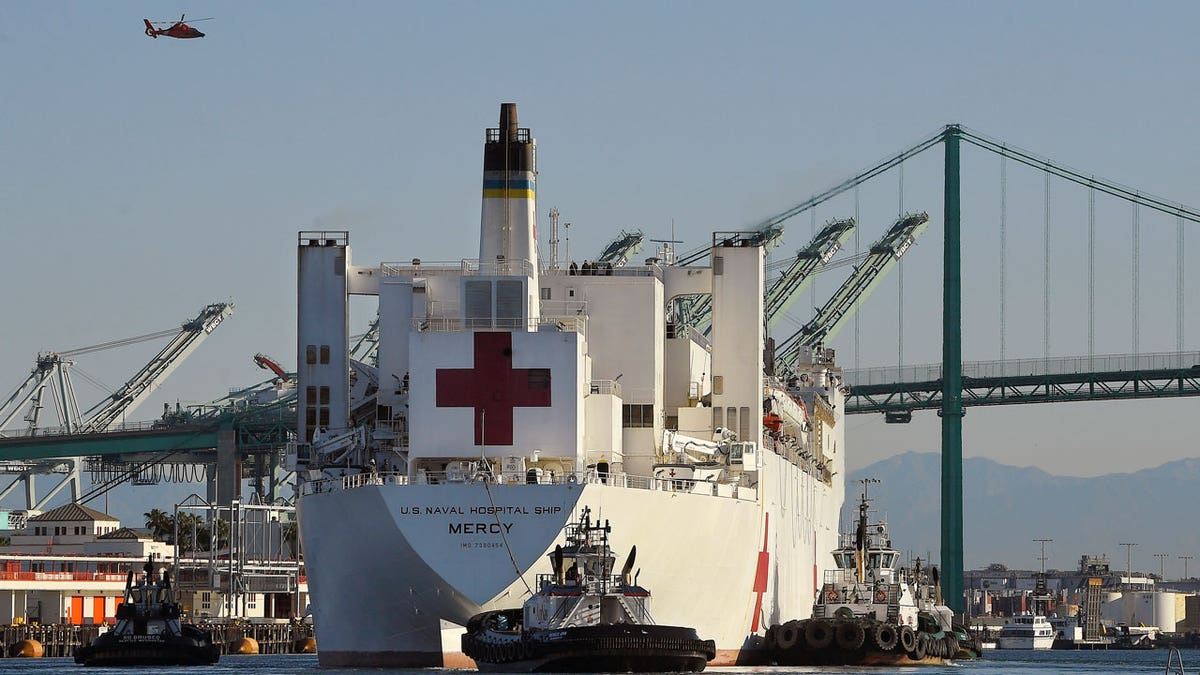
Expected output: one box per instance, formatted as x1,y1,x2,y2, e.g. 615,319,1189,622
2,1,1199,525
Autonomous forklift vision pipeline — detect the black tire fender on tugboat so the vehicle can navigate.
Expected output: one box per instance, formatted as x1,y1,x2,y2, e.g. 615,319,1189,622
873,623,899,651
776,621,800,650
944,633,960,657
834,620,866,651
907,632,928,661
898,624,916,652
805,619,834,650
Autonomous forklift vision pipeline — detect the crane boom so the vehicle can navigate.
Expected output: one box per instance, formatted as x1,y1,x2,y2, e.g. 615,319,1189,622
596,230,645,267
764,218,856,327
775,212,929,366
681,220,851,334
79,303,234,432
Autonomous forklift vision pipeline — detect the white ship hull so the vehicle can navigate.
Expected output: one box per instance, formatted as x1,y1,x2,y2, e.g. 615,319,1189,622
300,451,840,667
995,635,1054,650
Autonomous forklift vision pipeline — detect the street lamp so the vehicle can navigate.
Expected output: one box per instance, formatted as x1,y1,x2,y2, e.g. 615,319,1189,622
1120,542,1137,588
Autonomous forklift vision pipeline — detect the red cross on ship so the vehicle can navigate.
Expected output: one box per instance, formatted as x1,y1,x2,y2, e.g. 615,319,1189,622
435,332,552,446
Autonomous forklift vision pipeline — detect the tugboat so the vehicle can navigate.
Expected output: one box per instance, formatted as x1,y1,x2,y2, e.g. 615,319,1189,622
765,480,980,665
74,556,220,666
462,507,716,672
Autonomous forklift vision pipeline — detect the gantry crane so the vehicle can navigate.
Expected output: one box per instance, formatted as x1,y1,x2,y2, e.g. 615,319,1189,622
596,229,645,267
774,213,929,369
677,221,850,335
764,218,856,328
0,302,232,509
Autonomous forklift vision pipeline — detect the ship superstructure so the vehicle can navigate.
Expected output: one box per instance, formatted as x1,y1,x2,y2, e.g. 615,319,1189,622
293,103,846,667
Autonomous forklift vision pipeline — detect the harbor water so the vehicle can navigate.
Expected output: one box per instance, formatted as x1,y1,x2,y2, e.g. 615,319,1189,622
0,649,1188,673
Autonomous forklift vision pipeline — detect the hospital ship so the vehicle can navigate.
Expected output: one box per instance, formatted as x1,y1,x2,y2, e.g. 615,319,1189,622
292,104,846,667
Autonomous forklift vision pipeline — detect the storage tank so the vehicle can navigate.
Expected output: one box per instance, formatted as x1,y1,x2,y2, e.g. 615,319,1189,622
1127,591,1178,629
1100,592,1124,622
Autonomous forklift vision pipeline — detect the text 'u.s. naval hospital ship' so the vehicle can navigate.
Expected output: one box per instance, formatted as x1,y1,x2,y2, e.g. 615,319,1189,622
291,103,847,668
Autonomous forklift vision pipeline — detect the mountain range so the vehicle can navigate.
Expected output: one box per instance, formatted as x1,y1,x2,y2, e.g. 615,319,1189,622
846,452,1200,576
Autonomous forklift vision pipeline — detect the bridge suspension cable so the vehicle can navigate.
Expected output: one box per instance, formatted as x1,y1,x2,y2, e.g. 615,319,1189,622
956,126,1200,223
673,128,946,266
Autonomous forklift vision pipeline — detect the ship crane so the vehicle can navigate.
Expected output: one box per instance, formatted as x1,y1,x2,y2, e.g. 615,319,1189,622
0,303,232,510
774,213,929,370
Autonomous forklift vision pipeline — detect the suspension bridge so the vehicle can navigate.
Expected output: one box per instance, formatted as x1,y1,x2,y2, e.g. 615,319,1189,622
0,124,1196,615
745,124,1198,612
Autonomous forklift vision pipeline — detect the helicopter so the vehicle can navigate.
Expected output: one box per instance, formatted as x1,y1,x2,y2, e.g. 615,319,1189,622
143,14,212,39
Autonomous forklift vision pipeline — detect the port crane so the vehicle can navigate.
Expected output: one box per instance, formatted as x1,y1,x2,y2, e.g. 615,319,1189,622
675,220,855,335
774,212,929,369
0,303,232,509
763,219,856,327
595,229,645,268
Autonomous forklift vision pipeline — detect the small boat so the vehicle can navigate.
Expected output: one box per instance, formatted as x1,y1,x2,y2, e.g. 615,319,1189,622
461,506,715,672
996,614,1055,649
74,556,220,667
765,481,980,665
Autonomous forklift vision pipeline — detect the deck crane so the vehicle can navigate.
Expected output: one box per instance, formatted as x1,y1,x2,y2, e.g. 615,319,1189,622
0,303,232,510
595,229,645,267
773,213,929,370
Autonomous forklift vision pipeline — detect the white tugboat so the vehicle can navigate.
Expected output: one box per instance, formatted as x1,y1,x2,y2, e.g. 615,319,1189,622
766,480,979,665
462,506,715,672
74,556,220,667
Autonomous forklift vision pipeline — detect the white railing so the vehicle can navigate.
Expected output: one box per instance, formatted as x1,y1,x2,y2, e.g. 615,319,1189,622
412,316,585,334
299,468,757,502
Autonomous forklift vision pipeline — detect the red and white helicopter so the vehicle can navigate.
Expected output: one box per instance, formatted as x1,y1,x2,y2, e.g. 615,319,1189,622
143,14,212,39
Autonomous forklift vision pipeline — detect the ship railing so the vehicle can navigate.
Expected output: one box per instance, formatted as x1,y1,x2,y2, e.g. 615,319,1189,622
382,261,464,277
588,380,622,397
541,266,662,279
298,231,348,247
411,316,586,333
460,259,537,277
300,467,758,502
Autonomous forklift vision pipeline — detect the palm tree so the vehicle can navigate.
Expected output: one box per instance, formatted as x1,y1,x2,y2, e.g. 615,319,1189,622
176,512,202,553
144,508,173,542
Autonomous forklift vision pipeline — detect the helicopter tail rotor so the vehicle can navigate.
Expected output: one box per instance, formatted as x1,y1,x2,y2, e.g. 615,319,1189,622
144,19,157,38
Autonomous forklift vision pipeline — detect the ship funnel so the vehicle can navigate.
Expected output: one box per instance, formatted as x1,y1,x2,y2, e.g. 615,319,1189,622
477,102,540,325
500,103,519,142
